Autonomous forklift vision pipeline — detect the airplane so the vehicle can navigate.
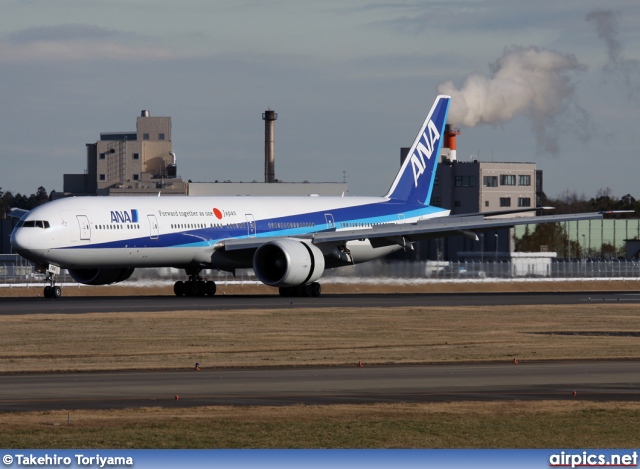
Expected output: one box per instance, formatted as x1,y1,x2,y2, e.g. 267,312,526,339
10,95,610,298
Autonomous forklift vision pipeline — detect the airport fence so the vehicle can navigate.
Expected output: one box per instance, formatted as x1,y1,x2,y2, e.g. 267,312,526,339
3,259,640,286
322,259,640,280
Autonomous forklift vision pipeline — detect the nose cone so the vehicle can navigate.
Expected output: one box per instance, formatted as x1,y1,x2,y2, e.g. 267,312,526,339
10,227,29,252
10,227,38,263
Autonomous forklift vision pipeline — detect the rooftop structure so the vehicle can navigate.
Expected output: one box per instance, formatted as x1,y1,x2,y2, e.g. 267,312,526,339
62,111,187,197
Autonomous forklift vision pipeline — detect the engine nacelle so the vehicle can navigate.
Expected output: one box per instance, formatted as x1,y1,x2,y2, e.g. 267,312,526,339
68,268,135,286
253,239,325,287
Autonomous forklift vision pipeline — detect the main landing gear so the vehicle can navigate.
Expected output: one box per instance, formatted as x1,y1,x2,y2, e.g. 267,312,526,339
173,268,216,297
43,264,62,299
279,282,321,298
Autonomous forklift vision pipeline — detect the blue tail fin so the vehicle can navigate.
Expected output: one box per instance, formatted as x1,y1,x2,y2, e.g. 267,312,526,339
385,95,450,204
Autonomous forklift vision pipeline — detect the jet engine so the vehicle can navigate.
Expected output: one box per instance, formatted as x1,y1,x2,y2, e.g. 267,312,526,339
68,267,135,286
253,239,325,287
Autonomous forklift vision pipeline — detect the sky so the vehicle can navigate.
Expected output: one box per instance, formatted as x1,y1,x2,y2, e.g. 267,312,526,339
1,0,639,199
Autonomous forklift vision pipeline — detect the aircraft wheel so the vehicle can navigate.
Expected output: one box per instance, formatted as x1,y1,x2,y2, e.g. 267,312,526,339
279,287,296,297
174,281,185,297
43,286,52,298
197,281,207,297
311,282,321,297
205,281,216,296
188,281,199,297
52,286,62,298
303,284,313,297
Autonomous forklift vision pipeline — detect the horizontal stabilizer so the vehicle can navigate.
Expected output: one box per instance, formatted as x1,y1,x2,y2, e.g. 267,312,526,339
8,208,29,219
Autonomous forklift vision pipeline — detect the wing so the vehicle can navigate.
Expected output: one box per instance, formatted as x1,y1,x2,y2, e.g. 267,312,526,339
312,211,607,249
219,211,609,253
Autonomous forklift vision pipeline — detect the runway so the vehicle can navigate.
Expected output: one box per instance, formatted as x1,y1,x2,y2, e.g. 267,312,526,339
1,360,639,412
1,291,639,412
2,290,640,315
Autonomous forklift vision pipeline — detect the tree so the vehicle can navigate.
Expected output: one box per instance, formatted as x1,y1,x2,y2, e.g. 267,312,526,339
516,223,571,256
28,186,49,208
544,188,638,219
1,186,51,218
601,243,619,259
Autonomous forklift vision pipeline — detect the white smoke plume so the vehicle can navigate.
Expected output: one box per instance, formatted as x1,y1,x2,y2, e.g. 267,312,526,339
586,9,640,98
585,10,621,63
437,46,587,154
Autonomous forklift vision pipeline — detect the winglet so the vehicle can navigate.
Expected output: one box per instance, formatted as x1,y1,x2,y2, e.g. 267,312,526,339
600,210,635,215
385,95,450,205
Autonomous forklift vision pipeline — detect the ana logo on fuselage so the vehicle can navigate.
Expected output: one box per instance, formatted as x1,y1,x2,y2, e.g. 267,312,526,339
110,209,139,223
410,119,441,188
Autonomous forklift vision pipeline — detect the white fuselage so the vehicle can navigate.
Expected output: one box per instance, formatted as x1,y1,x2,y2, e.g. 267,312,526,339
11,195,449,271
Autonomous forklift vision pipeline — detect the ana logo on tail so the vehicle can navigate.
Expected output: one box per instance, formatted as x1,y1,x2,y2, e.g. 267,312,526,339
384,95,449,205
410,120,441,188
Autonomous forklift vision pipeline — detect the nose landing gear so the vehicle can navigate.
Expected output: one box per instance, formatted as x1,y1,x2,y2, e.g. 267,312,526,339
43,285,61,298
43,264,62,299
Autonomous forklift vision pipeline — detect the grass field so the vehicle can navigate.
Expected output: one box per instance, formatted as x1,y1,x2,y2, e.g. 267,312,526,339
1,282,639,448
0,304,638,372
2,401,640,449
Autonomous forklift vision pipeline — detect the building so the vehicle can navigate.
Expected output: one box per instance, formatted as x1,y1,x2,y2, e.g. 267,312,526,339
431,160,540,260
432,161,539,215
60,109,346,198
62,110,187,197
398,125,543,261
515,218,640,259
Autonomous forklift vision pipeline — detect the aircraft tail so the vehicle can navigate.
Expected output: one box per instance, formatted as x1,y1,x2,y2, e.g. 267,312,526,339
385,95,450,205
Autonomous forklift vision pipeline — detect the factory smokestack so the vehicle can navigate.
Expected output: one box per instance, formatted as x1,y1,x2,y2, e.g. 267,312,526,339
442,124,460,161
263,110,277,183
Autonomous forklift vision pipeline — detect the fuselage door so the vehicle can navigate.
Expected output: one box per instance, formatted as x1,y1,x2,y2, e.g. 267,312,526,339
147,214,159,240
246,214,256,238
76,215,91,241
324,213,335,230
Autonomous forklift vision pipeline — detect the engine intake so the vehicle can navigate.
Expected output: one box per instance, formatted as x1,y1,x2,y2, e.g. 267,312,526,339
68,268,135,286
253,239,325,287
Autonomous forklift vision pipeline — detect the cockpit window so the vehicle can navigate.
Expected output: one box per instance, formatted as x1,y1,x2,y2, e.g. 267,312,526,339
21,220,50,229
